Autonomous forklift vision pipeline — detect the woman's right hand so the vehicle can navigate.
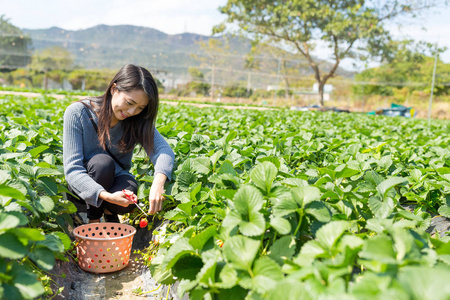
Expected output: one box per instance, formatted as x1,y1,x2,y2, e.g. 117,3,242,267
100,190,135,207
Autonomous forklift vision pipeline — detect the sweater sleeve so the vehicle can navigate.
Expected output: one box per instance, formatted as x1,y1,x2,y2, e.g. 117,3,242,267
63,103,105,207
148,128,175,181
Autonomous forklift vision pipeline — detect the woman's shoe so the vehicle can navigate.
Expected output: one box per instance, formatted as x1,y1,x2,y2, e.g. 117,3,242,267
104,212,120,223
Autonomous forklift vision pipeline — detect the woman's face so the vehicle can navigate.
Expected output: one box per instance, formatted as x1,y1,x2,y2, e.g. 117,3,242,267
110,85,149,127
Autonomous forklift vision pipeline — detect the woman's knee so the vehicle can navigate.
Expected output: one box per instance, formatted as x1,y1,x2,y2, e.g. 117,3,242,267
85,154,116,188
86,153,115,173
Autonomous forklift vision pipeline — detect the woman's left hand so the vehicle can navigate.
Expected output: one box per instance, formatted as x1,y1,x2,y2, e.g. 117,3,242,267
148,173,168,214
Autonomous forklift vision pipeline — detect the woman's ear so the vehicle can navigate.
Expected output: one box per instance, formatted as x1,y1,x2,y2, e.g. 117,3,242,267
111,83,117,94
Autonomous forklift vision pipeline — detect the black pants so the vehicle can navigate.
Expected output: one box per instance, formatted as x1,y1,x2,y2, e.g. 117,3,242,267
68,153,137,220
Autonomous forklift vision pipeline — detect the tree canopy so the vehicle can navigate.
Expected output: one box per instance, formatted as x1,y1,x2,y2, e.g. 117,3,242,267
30,46,74,72
215,0,448,106
0,15,32,71
354,40,450,96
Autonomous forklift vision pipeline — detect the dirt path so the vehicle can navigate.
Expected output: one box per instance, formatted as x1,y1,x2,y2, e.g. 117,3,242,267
0,91,272,111
52,218,185,300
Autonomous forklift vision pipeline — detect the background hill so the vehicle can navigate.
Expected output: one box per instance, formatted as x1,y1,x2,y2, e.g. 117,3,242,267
23,24,353,90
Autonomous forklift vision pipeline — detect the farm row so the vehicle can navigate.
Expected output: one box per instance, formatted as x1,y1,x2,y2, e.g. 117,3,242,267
0,93,449,299
145,102,450,299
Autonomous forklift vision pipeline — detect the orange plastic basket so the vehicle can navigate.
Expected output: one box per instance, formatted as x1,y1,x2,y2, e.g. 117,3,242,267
73,223,136,273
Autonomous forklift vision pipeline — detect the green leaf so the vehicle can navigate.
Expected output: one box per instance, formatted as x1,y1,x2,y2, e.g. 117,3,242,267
52,232,71,251
279,178,308,187
218,263,239,289
398,266,450,299
292,186,321,207
360,236,397,264
231,185,265,237
19,164,35,178
210,149,224,166
0,170,12,185
37,177,58,196
269,216,292,235
35,195,55,213
191,157,211,175
250,161,278,194
35,167,62,178
29,246,55,271
0,184,26,200
257,156,280,169
438,205,450,218
273,197,299,217
267,279,311,300
12,267,45,299
189,182,202,201
172,254,203,280
189,226,217,250
13,228,45,241
223,235,260,271
369,194,394,219
219,160,237,176
350,272,408,299
376,177,407,198
217,286,248,300
336,167,359,179
195,251,218,285
0,212,28,230
161,237,195,270
268,236,296,265
177,171,197,191
0,232,27,259
316,221,351,250
36,234,64,252
294,240,325,266
251,256,283,294
305,201,331,223
28,145,49,158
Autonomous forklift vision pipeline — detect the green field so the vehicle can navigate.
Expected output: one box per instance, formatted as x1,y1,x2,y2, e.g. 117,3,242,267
0,93,450,299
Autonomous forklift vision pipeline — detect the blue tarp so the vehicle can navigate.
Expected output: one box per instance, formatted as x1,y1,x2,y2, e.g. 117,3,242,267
369,103,415,118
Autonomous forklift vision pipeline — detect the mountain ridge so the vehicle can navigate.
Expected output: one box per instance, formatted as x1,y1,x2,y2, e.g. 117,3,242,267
22,24,353,88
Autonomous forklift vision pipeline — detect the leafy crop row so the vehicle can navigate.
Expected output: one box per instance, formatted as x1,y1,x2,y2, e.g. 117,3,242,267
0,94,76,299
137,104,450,299
0,93,449,299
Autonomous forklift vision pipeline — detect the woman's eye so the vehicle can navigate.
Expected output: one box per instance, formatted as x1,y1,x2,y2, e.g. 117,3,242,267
126,101,132,105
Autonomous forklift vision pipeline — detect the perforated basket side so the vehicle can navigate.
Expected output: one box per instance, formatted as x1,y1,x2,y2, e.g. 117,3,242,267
74,223,136,273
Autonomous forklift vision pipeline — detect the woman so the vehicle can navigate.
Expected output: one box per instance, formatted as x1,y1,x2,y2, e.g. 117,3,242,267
63,64,174,224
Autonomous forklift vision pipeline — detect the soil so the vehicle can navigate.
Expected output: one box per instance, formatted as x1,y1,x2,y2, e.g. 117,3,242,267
51,217,185,300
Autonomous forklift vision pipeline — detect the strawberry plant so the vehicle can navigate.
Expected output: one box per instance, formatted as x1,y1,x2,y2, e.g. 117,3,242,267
0,94,76,299
2,92,449,299
139,104,450,299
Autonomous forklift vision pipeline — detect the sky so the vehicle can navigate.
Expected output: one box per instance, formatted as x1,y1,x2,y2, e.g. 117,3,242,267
2,0,450,70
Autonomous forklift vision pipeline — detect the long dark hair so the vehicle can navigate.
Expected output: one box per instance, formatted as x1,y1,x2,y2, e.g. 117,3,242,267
89,64,159,154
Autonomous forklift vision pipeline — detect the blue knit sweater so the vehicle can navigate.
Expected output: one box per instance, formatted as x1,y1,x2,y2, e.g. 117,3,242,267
63,100,175,207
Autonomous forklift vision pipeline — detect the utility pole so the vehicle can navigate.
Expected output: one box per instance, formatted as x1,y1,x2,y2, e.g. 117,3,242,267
273,58,281,106
211,64,215,101
428,41,438,127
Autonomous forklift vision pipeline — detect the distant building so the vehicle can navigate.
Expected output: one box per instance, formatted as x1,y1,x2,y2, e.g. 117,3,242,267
151,69,189,92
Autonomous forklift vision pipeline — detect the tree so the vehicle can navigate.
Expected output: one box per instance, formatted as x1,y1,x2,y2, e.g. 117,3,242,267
215,0,448,106
354,40,449,97
186,67,210,96
0,15,32,70
192,38,231,100
30,46,74,89
248,42,311,105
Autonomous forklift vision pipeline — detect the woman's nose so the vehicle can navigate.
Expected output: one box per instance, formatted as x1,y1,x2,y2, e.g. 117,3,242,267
128,106,137,116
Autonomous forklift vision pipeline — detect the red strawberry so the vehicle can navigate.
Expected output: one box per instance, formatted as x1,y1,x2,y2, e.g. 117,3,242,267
139,218,148,228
